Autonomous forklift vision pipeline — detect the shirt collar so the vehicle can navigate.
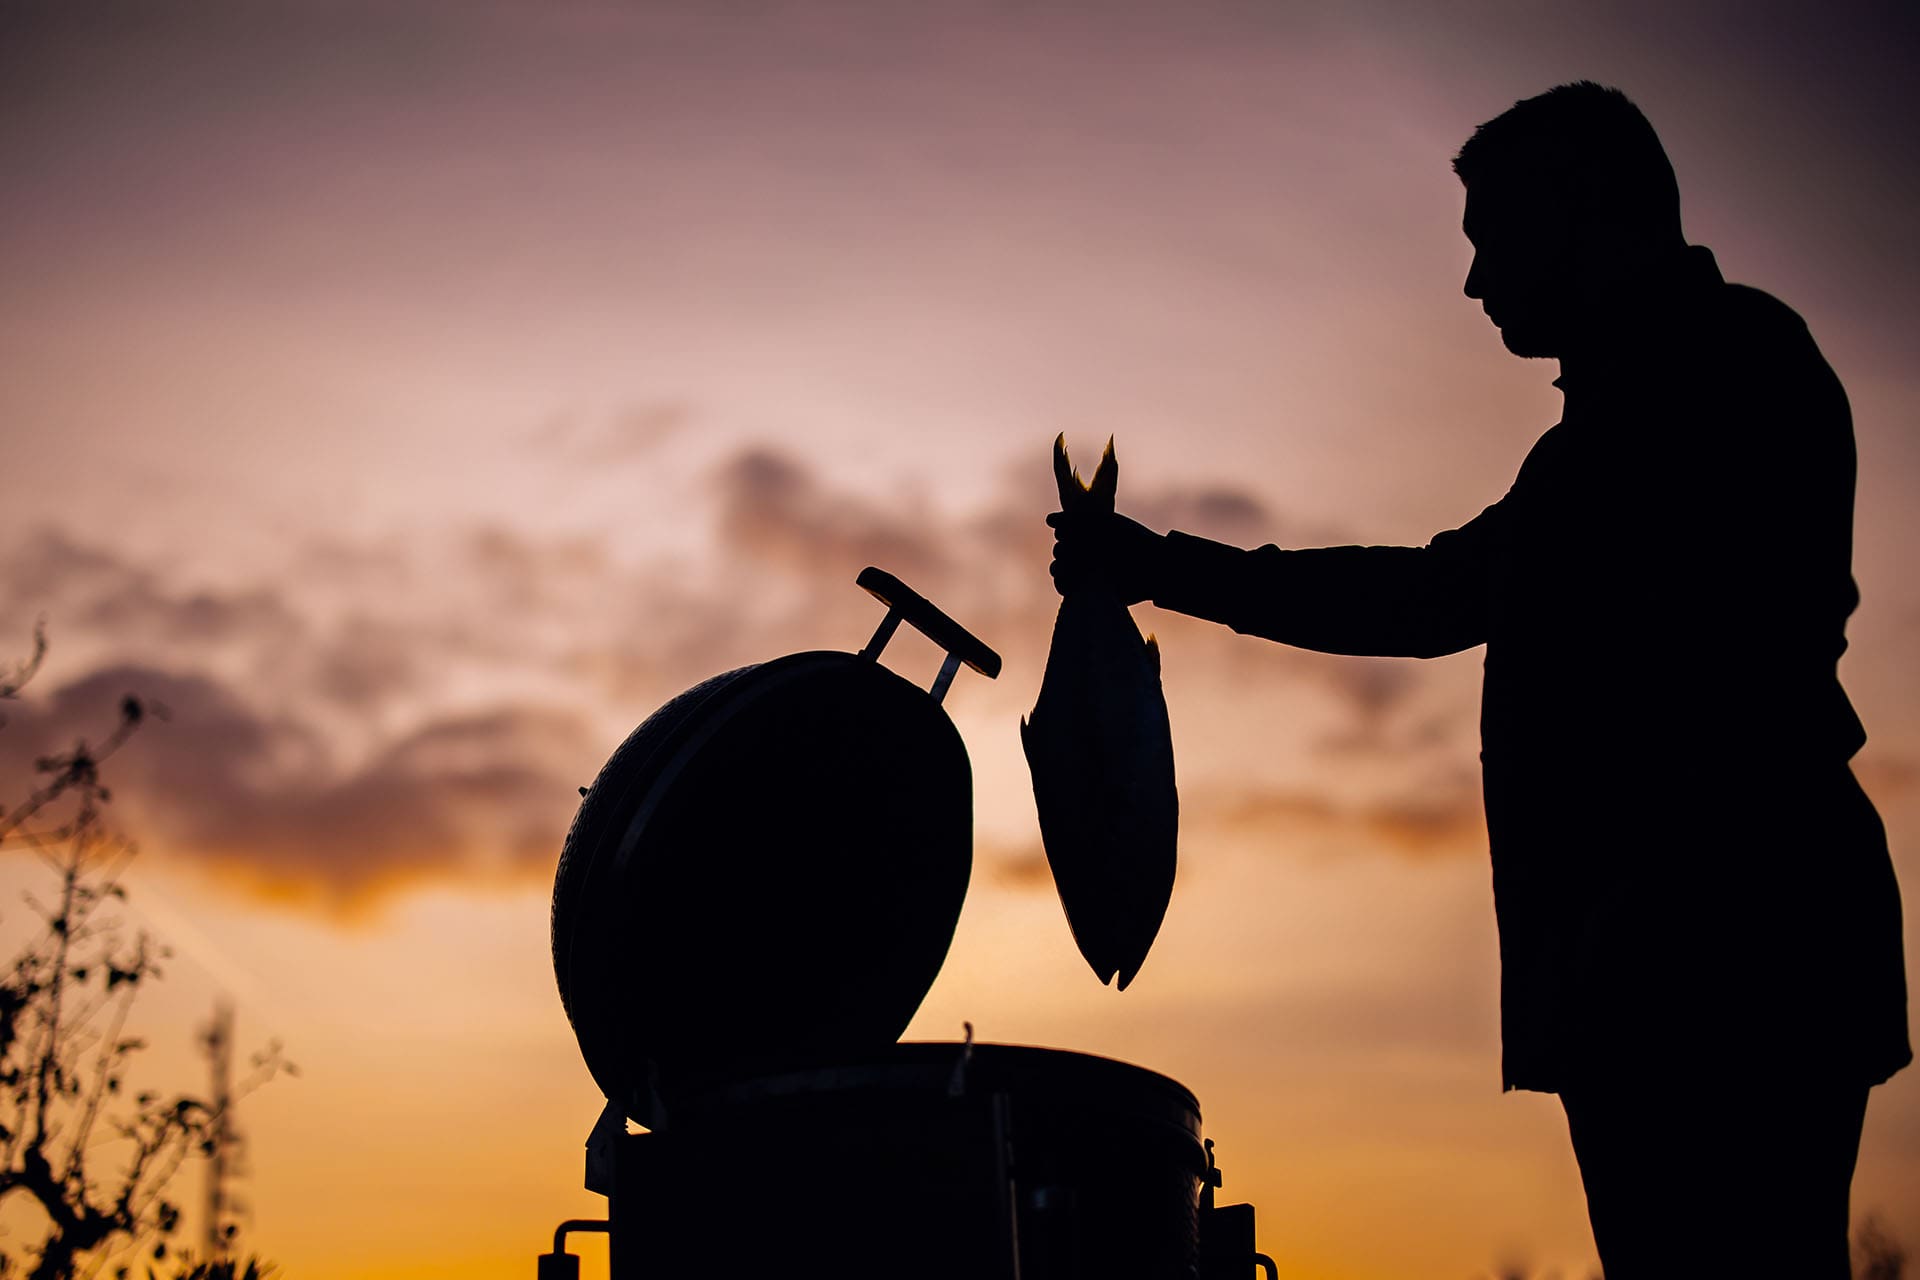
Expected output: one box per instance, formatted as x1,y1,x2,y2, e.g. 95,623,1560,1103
1554,244,1725,395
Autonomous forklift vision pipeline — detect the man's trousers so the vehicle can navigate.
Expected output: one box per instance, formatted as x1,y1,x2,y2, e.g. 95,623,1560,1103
1560,1075,1869,1278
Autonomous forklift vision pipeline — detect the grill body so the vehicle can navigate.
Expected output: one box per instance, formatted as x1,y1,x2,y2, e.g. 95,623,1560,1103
607,1042,1208,1280
540,572,1271,1279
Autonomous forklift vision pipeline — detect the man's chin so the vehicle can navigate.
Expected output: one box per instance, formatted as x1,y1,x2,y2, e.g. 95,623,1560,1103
1498,324,1560,359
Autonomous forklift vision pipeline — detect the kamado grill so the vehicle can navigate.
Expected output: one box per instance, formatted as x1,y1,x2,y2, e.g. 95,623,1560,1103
540,569,1275,1280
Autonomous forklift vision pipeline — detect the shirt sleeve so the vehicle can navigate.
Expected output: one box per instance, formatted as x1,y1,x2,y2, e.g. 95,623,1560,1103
1148,499,1508,659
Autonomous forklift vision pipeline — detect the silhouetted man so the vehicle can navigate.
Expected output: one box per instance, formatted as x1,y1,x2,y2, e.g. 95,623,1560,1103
1050,82,1909,1277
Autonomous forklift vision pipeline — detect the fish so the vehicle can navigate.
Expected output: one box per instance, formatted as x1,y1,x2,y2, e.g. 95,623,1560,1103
1021,435,1179,989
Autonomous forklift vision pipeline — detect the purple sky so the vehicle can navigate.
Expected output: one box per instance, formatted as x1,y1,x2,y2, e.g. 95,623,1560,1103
2,3,1916,1276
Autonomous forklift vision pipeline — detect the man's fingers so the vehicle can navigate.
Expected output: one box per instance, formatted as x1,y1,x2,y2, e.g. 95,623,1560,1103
1046,509,1109,597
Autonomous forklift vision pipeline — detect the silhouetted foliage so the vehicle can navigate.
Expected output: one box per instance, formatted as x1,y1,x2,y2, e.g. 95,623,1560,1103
0,633,291,1279
126,1252,276,1280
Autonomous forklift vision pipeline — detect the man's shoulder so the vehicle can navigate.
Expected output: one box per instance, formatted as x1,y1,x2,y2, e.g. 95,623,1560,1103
1678,246,1810,344
1676,277,1838,409
1712,280,1813,345
1696,278,1849,432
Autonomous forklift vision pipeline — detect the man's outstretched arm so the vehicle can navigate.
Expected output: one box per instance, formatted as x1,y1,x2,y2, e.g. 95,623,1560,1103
1050,503,1504,659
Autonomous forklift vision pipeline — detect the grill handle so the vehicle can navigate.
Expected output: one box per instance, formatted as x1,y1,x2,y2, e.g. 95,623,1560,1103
856,567,1002,703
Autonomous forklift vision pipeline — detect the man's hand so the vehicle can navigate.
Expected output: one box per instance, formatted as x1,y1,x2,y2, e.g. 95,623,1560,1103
1047,509,1169,604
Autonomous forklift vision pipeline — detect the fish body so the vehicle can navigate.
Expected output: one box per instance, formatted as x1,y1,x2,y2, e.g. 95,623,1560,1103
1021,436,1178,989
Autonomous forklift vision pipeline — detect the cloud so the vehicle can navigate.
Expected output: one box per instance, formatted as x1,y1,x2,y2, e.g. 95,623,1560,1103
975,763,1486,903
0,528,438,722
0,526,135,606
0,437,1480,911
1196,774,1486,860
0,527,302,650
458,524,612,617
0,664,596,911
522,402,691,465
1130,485,1285,548
597,404,691,460
306,615,423,711
976,835,1052,890
710,446,950,587
507,440,1451,763
1302,653,1432,755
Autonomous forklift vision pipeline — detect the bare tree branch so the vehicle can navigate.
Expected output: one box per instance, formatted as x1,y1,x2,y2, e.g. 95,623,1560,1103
0,636,285,1279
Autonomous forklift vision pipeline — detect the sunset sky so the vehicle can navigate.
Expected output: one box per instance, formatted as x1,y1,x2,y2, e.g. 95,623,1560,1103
2,2,1917,1276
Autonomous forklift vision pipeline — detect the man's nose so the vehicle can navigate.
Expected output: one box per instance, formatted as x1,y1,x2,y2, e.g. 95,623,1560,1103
1463,255,1484,300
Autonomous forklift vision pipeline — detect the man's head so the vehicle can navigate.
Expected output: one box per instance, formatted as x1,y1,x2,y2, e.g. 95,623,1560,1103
1454,82,1685,358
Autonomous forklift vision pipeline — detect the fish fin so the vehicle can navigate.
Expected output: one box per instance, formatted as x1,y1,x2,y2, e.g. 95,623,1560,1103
1143,632,1161,676
1087,437,1118,512
1052,434,1087,508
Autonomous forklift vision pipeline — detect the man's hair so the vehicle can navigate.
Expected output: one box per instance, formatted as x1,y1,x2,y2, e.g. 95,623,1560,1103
1453,82,1683,245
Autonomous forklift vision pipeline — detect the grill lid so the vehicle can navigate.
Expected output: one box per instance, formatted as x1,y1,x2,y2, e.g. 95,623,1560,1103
553,569,1000,1122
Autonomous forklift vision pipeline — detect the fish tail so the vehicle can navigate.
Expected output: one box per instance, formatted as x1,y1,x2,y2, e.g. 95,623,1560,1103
1087,437,1118,511
1052,434,1086,507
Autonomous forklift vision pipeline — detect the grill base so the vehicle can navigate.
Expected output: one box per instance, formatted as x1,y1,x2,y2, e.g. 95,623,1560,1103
564,1042,1274,1280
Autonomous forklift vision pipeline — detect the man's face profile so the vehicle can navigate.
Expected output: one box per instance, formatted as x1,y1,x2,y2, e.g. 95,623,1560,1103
1461,177,1578,359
